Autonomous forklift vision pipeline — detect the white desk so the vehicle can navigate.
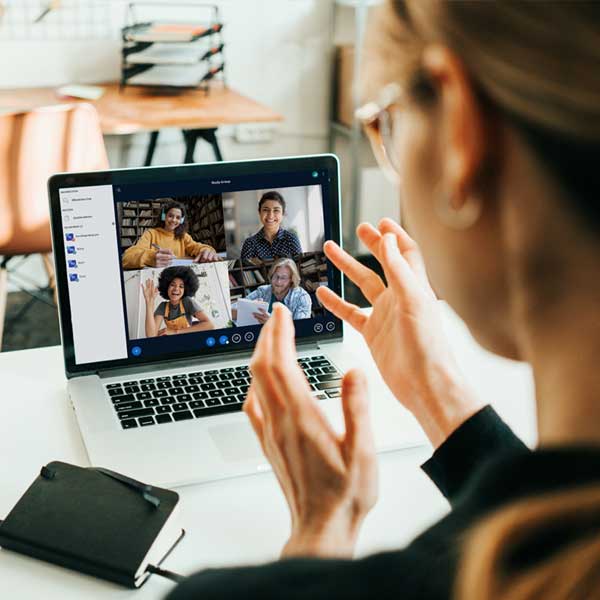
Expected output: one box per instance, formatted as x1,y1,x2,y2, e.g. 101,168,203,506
0,305,536,599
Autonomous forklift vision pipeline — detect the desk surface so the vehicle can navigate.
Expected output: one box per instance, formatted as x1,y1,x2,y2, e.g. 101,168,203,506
0,83,283,135
0,306,536,599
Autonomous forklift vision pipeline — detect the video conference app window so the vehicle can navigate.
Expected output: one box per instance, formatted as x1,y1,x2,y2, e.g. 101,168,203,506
118,185,327,344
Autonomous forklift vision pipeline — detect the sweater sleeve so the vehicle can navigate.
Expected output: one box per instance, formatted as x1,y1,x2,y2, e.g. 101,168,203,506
183,234,215,257
121,229,157,269
421,405,528,505
165,547,454,600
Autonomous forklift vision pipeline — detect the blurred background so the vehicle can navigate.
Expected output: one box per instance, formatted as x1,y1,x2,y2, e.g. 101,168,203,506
0,0,393,351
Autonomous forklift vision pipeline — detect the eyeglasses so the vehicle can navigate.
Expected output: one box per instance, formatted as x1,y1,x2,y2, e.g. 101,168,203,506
355,83,404,184
272,274,291,282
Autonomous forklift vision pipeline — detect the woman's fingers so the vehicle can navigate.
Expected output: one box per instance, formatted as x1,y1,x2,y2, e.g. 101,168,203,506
379,233,419,302
378,219,435,296
250,307,297,420
246,380,301,517
340,369,375,462
323,240,385,304
243,386,265,450
250,309,276,386
251,305,331,438
340,369,378,513
266,306,314,406
316,287,368,332
270,304,297,367
378,218,417,251
355,223,384,263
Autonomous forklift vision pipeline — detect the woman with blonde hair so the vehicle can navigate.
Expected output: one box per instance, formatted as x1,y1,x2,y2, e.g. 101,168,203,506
169,1,600,599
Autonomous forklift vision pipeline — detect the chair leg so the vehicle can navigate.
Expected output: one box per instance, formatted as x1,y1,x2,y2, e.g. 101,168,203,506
42,253,58,306
0,266,7,351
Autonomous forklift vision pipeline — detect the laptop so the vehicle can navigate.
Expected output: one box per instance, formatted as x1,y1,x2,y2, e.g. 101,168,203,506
48,154,424,488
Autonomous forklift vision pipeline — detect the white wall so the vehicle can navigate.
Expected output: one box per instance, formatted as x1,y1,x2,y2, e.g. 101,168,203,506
1,0,334,290
0,0,332,166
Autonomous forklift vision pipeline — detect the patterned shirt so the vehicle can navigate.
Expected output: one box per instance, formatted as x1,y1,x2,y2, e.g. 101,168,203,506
240,227,302,260
246,285,312,320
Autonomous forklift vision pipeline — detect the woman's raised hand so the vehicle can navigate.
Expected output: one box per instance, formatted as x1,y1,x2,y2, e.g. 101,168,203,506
141,279,158,304
316,218,484,449
244,304,378,558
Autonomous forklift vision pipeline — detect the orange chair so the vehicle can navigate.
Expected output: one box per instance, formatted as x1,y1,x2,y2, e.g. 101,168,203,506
0,103,109,349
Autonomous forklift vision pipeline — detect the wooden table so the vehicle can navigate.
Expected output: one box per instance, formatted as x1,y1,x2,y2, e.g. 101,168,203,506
0,82,283,165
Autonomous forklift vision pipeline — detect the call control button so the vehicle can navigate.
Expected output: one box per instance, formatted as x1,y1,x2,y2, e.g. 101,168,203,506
313,323,324,333
231,333,242,343
326,321,335,332
244,331,255,342
205,337,216,347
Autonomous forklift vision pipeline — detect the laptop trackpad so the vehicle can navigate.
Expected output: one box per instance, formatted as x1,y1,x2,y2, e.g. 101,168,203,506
209,422,264,463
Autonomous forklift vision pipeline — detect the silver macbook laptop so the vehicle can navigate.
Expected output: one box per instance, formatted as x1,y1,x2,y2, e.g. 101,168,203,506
48,154,424,488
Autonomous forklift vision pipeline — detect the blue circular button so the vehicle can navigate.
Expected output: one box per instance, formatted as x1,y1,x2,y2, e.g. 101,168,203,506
219,335,229,345
131,346,142,357
205,336,216,347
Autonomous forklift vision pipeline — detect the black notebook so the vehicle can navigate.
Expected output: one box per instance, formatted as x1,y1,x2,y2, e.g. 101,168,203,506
0,461,184,588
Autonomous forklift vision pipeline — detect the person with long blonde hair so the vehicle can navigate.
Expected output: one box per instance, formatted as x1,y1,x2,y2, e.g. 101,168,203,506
168,2,600,598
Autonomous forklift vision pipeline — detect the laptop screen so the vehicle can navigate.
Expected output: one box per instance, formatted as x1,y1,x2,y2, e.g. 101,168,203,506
50,155,342,375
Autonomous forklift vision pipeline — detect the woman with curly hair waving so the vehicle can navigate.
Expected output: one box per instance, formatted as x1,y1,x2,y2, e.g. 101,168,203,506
142,266,214,337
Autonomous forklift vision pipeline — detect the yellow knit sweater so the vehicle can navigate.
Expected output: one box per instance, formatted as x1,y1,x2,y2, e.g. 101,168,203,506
121,228,215,269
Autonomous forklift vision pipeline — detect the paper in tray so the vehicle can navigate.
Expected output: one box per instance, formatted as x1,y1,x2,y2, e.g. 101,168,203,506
124,22,223,43
126,41,214,65
126,64,213,88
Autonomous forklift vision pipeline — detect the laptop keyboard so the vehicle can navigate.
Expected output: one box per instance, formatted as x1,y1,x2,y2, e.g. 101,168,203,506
105,355,343,430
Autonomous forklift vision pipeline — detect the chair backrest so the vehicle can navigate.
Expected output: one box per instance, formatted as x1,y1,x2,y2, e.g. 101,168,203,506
0,103,109,256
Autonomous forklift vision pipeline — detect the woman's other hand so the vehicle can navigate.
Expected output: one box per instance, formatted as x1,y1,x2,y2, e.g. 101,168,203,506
141,279,158,304
252,308,270,324
194,248,219,263
317,218,484,449
155,248,174,268
244,304,378,558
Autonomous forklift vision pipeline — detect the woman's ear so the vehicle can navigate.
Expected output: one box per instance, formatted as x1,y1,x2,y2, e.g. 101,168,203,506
422,45,491,207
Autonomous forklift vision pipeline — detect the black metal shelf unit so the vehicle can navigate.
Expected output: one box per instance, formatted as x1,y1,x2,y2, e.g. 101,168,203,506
120,2,226,92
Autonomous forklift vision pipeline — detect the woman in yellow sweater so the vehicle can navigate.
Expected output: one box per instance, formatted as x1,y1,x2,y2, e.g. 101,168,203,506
121,200,219,269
